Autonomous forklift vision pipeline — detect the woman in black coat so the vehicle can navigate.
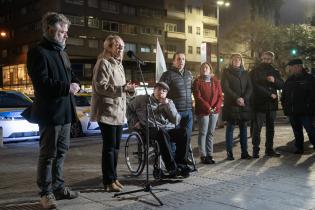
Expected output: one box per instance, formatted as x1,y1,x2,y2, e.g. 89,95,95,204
221,53,253,160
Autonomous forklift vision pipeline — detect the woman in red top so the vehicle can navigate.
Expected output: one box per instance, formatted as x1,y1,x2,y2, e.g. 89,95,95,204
193,62,223,164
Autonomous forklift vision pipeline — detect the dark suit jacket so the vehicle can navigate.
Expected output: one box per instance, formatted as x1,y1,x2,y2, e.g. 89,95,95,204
22,38,79,125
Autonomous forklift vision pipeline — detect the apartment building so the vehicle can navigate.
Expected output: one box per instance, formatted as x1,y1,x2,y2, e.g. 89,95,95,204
0,0,218,94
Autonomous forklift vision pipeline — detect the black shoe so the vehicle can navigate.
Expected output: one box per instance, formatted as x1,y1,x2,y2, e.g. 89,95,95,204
265,150,281,157
294,149,304,154
241,153,252,159
201,156,215,164
205,156,215,164
227,151,234,160
252,152,259,158
177,165,190,178
53,187,79,200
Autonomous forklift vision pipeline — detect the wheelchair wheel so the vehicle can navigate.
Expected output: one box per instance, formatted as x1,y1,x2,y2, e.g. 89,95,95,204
125,132,146,176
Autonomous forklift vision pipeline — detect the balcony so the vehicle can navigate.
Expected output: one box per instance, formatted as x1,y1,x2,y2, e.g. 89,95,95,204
166,31,186,40
202,16,218,26
203,36,217,43
166,10,185,19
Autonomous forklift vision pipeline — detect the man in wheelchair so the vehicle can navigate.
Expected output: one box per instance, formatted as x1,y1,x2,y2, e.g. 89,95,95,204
127,82,190,178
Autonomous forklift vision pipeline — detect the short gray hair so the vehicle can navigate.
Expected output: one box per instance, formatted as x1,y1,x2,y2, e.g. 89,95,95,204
42,12,71,35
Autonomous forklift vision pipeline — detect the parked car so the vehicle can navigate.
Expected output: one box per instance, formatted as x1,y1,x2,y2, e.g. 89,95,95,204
73,93,129,138
0,90,39,142
72,93,100,138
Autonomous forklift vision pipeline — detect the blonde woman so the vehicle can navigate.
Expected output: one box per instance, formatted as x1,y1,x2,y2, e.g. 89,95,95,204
90,35,135,192
193,62,223,164
221,53,252,160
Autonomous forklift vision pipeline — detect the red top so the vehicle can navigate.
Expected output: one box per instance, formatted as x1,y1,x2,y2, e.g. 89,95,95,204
193,76,223,116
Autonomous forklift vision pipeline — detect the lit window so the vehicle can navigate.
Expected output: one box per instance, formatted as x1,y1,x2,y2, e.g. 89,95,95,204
164,23,177,32
87,16,99,28
124,43,136,52
140,45,150,53
67,15,85,26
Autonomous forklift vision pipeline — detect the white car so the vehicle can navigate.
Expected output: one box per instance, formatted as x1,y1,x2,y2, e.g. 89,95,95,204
72,94,129,138
72,94,100,137
0,90,39,142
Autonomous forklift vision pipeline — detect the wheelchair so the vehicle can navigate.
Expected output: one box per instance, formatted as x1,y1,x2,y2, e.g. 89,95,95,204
124,130,166,179
124,130,197,179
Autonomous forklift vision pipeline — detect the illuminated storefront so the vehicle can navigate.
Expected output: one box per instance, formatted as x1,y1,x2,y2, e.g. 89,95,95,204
2,64,34,95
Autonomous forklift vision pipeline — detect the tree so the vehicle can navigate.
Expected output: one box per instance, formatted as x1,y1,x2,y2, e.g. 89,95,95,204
221,18,315,77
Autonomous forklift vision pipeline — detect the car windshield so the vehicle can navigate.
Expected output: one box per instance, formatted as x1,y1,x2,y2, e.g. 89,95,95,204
74,95,91,107
0,91,32,108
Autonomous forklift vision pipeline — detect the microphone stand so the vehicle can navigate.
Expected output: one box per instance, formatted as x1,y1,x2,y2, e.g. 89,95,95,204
114,59,167,206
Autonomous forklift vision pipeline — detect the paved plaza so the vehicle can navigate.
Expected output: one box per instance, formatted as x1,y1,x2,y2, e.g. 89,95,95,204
1,120,315,210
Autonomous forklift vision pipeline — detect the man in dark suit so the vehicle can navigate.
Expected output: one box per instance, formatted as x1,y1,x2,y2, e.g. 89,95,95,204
22,12,80,209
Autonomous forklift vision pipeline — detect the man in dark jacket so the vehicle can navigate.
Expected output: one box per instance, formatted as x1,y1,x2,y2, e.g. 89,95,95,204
250,51,284,158
281,59,315,154
22,12,80,209
159,52,194,168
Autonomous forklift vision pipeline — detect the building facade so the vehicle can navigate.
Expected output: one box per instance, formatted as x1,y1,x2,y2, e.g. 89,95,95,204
0,0,218,94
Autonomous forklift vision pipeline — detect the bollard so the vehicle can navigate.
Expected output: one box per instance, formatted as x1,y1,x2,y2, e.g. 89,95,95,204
0,127,3,148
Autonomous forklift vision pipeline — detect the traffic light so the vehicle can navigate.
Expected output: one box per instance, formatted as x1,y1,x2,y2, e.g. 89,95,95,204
290,48,298,56
219,57,224,62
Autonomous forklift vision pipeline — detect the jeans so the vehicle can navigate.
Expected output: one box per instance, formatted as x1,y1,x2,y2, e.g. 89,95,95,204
252,111,276,153
225,121,248,154
289,116,315,151
172,110,193,155
37,124,71,196
197,114,219,157
98,122,123,185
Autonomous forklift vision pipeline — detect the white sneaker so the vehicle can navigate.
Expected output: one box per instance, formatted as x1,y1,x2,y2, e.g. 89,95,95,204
40,193,57,209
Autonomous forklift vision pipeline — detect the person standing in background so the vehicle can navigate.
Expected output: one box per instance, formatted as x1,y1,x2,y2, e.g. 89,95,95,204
281,59,315,154
221,53,253,160
159,52,194,168
193,62,223,164
250,51,284,158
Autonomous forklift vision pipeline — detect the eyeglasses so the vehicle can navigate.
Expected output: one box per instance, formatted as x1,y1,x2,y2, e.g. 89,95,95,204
114,43,125,49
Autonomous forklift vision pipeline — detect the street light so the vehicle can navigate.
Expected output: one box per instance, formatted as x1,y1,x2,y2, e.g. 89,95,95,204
216,0,230,77
0,31,7,38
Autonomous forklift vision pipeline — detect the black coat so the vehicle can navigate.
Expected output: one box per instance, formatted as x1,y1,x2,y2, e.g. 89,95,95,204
281,71,315,116
159,67,193,112
250,63,284,112
221,67,253,121
22,38,79,125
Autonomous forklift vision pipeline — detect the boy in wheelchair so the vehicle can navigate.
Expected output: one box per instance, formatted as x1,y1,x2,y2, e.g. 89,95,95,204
127,82,191,178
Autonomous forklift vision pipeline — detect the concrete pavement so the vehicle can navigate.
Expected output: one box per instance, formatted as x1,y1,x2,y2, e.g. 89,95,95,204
1,121,315,210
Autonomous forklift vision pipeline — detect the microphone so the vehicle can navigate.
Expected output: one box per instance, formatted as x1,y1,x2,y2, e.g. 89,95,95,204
126,50,146,65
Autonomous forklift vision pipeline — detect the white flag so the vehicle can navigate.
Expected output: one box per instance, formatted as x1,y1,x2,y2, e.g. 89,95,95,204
155,38,167,82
